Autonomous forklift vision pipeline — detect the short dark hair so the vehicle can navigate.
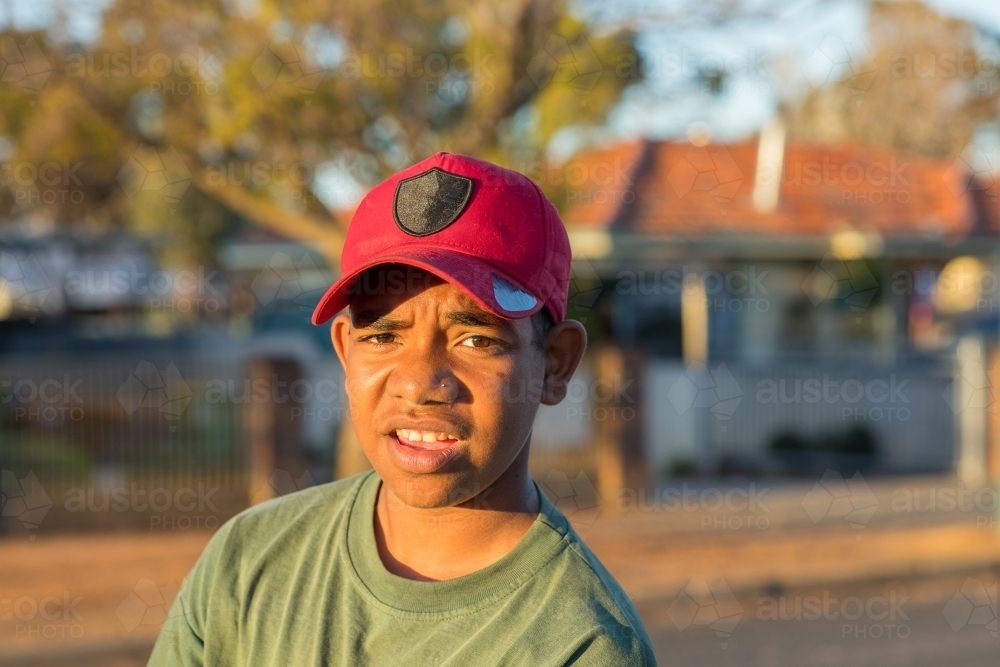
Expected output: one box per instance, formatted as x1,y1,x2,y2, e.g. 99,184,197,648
531,308,554,351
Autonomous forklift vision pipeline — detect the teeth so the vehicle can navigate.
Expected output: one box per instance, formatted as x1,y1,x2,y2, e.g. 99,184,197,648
395,429,456,442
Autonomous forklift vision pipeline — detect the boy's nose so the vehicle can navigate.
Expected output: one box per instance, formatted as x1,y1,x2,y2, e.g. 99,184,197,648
391,362,460,406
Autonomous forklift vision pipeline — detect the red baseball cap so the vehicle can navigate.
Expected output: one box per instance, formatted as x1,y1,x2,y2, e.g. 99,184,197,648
311,151,571,325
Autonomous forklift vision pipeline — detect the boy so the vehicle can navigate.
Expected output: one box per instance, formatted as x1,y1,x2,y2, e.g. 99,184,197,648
148,152,657,666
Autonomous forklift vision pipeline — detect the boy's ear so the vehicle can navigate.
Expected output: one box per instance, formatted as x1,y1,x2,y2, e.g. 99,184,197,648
331,313,352,369
540,319,587,406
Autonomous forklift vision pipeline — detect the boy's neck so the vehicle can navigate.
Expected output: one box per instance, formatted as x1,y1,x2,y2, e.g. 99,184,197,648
373,450,540,582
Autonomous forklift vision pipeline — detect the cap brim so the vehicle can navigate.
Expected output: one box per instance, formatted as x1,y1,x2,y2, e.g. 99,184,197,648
311,248,544,325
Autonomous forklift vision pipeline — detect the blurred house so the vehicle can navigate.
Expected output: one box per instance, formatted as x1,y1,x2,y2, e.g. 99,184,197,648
0,225,343,535
533,126,1000,482
4,129,999,538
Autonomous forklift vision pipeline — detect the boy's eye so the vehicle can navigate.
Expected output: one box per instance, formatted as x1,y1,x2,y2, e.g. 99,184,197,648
461,335,493,348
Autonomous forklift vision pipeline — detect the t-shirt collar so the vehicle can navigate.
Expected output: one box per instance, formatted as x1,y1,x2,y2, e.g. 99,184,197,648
345,470,571,616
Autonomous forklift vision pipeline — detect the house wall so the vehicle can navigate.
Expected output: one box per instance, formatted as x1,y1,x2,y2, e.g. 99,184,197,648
643,359,955,474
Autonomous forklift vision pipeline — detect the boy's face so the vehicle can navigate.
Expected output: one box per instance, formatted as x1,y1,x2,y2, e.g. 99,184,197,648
331,265,584,509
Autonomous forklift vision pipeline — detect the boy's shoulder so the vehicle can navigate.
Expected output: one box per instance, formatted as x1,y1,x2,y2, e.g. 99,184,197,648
204,470,372,558
235,470,369,525
178,471,656,665
531,488,658,665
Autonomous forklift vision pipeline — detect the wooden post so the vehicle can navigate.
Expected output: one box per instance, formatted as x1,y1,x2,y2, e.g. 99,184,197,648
594,345,647,511
989,341,1000,486
334,408,372,479
987,341,1000,537
681,271,708,365
246,359,275,504
245,358,306,504
955,335,989,487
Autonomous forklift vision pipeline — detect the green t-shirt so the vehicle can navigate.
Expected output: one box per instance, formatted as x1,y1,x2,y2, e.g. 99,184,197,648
148,469,657,666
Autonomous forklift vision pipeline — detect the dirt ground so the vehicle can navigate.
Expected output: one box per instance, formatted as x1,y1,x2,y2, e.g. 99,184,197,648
0,531,211,664
1,477,998,665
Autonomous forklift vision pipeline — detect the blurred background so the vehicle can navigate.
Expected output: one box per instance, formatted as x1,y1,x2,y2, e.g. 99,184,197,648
1,0,999,664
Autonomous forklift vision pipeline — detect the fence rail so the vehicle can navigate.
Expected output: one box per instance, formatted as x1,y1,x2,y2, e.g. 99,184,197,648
1,353,251,534
0,350,975,535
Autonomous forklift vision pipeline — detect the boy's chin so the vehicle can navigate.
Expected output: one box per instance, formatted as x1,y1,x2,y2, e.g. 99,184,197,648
377,469,488,510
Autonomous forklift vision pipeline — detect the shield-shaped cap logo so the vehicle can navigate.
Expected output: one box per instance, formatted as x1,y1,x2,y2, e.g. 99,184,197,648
393,167,473,236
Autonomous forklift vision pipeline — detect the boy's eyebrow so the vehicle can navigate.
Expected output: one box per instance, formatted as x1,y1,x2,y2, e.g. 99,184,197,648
352,311,408,331
446,310,510,330
351,308,512,331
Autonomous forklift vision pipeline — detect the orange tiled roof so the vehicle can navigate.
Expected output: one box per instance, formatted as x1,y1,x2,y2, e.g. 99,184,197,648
562,138,987,241
547,139,647,229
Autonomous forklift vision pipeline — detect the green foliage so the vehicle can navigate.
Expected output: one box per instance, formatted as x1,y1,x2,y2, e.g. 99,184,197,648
0,0,640,267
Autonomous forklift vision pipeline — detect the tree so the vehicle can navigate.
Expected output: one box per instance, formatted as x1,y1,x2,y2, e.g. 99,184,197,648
787,0,1000,158
0,0,641,267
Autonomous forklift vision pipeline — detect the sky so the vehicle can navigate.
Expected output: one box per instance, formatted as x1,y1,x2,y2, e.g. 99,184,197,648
603,0,871,142
587,0,1000,174
592,0,1000,142
0,0,110,43
4,0,1000,164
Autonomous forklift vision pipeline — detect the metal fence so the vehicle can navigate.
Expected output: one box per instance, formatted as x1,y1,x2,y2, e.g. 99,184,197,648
0,347,973,535
1,354,246,483
0,353,251,534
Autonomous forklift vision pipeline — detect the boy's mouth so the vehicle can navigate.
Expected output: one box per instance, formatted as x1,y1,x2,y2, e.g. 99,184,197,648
392,428,459,451
385,426,464,473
